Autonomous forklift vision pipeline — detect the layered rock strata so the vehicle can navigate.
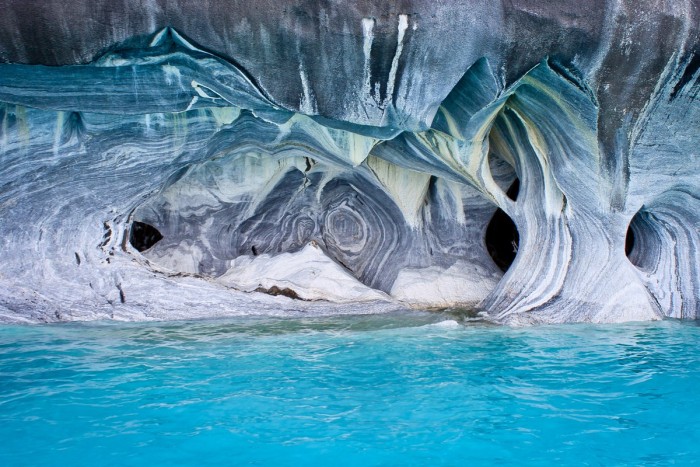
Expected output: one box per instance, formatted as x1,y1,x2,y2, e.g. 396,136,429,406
0,1,698,323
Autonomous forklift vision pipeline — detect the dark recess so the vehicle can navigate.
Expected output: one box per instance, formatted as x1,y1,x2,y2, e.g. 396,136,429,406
506,178,520,201
670,53,700,100
129,221,163,252
485,179,520,272
626,209,658,271
625,225,635,257
255,286,301,300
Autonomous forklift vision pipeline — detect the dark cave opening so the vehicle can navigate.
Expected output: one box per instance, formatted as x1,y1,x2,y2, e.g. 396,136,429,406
485,178,520,272
626,209,653,270
505,178,520,201
485,201,520,273
129,221,163,252
625,224,635,257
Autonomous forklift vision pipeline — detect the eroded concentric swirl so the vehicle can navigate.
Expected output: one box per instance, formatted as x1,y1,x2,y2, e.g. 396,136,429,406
0,3,698,324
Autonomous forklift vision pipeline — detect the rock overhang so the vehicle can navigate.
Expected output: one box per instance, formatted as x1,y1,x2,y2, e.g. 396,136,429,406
0,1,698,324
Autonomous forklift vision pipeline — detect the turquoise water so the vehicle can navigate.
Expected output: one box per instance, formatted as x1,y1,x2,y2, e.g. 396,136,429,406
1,313,700,466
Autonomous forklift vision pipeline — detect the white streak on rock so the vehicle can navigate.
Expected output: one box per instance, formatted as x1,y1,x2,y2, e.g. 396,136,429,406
435,179,467,225
162,64,182,87
298,63,316,114
384,15,409,109
191,80,216,99
185,96,199,111
585,0,621,80
149,28,168,47
361,17,375,101
53,111,64,155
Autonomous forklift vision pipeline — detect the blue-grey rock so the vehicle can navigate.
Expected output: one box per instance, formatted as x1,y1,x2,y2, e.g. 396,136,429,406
0,1,697,324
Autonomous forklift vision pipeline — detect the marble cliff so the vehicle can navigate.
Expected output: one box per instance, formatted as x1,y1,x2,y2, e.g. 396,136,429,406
0,1,698,324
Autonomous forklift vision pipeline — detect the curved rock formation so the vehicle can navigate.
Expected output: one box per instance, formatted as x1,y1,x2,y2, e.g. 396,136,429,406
0,1,697,323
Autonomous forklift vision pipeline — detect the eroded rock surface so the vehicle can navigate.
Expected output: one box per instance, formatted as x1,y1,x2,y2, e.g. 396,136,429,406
0,1,698,323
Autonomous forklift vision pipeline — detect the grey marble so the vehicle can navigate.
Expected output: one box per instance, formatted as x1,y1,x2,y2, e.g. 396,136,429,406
0,2,698,324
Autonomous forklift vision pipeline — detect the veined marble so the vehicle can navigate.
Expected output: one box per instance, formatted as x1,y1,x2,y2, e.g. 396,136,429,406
0,1,698,324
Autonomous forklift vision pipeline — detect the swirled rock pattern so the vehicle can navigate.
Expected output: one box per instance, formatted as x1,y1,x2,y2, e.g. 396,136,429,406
0,1,698,324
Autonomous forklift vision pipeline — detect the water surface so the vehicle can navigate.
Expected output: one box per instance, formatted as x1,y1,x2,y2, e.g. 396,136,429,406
1,312,699,465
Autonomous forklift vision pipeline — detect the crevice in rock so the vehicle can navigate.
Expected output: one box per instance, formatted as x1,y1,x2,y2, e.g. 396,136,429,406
625,221,635,258
99,222,112,248
129,221,163,252
670,52,700,100
117,283,126,303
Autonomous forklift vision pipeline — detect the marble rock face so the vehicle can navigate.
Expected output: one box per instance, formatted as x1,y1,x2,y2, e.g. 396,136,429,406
0,1,698,324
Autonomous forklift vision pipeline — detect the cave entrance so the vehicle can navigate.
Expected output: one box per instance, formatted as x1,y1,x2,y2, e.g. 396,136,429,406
485,180,520,272
485,209,519,272
129,221,163,252
626,209,652,270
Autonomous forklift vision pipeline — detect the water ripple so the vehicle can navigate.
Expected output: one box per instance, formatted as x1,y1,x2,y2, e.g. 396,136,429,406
1,315,699,465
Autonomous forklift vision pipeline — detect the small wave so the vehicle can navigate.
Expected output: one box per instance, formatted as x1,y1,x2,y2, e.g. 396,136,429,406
421,319,462,329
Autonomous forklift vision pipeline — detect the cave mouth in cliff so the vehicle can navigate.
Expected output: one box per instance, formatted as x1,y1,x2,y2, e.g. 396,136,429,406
129,221,163,252
626,209,657,271
625,223,635,258
485,207,519,273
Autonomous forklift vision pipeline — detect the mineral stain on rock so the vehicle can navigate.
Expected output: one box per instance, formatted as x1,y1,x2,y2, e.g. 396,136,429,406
254,286,302,300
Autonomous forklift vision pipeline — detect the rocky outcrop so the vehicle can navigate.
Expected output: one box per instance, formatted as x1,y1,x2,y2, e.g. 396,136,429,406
0,1,698,323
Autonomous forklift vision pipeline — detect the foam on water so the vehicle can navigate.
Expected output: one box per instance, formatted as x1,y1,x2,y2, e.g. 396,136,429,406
1,312,699,465
422,319,462,329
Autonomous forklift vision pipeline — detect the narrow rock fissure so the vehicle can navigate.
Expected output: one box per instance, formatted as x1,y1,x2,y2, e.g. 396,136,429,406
625,223,635,258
